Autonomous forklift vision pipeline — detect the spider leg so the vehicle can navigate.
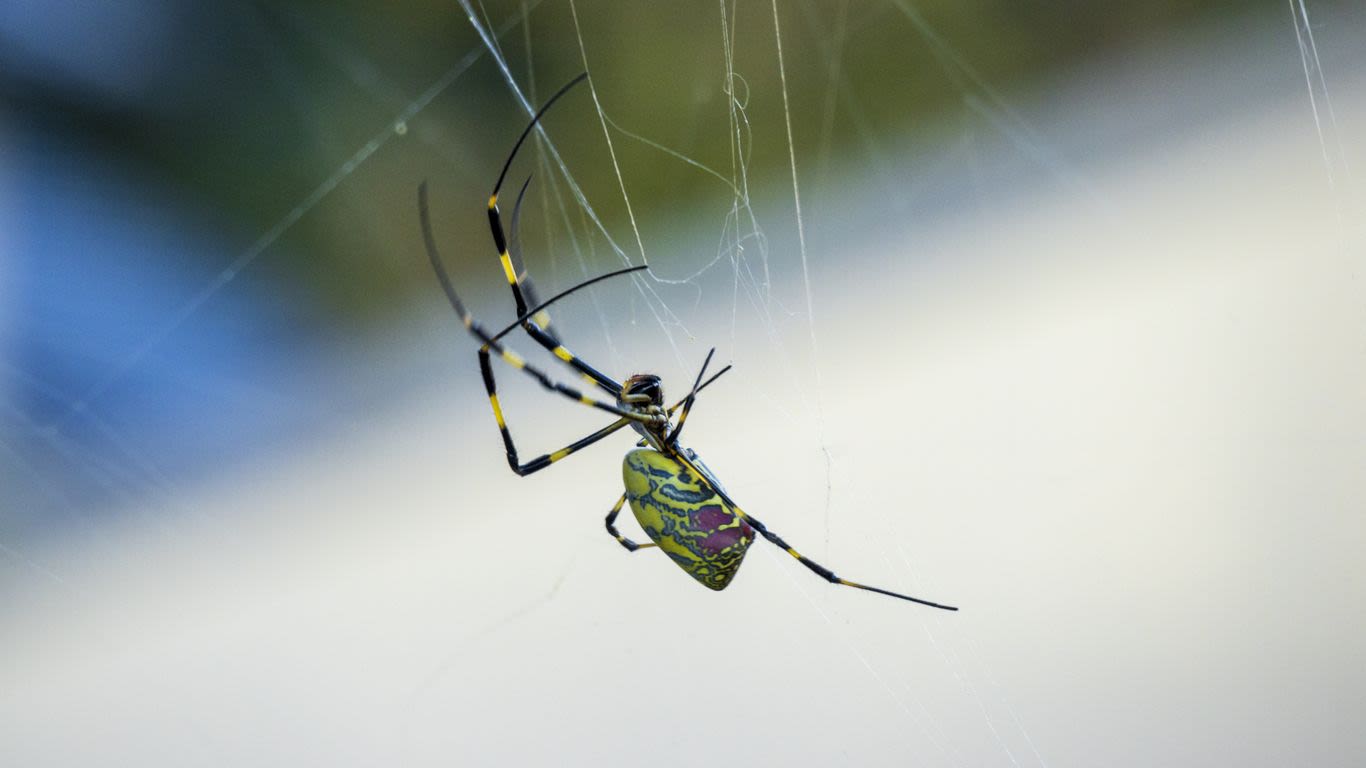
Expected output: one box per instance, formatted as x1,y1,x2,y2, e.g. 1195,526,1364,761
669,451,958,611
604,493,657,552
481,378,629,475
665,364,732,415
491,181,622,396
667,348,716,444
629,363,731,447
483,73,624,397
486,74,587,318
505,174,559,343
470,326,650,432
422,183,663,450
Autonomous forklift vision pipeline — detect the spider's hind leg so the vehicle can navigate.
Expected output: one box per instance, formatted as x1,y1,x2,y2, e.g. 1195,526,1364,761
668,453,959,611
605,493,657,552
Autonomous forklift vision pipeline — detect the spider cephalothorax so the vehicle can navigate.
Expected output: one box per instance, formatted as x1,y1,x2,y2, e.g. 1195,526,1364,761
620,374,663,405
418,72,957,611
620,373,669,446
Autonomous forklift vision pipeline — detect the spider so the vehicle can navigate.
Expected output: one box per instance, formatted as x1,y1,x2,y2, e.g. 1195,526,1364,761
419,73,956,610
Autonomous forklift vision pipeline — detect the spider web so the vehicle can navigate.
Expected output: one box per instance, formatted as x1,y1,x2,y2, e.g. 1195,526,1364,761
4,2,1364,766
428,6,1054,761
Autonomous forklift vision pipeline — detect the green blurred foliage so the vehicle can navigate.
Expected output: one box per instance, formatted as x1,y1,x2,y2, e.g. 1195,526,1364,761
63,0,1266,329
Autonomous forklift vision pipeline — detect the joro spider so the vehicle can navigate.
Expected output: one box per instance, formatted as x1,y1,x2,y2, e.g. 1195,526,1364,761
419,73,956,611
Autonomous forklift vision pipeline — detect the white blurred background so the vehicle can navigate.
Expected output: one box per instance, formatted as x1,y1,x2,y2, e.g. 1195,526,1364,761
2,2,1364,766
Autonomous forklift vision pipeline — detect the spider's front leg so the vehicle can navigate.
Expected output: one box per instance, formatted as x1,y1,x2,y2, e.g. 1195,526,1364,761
490,185,622,396
482,72,622,398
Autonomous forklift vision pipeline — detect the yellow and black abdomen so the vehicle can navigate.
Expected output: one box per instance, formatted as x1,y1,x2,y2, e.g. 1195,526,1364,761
623,448,755,591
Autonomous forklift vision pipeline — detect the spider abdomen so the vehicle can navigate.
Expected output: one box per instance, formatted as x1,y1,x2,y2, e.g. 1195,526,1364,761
623,448,755,591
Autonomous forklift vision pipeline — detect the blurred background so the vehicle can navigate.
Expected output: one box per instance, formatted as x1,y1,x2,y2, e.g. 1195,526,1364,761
2,1,1363,766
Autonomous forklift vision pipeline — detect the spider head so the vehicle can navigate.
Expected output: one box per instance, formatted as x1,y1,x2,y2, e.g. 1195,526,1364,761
620,374,664,408
621,375,669,446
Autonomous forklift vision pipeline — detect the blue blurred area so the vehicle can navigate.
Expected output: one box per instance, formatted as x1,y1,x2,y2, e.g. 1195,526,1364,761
0,0,182,110
0,1,486,537
1,120,331,530
0,2,356,532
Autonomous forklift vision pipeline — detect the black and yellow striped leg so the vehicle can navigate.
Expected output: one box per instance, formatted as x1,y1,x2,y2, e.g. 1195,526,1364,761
489,189,622,396
528,322,621,393
422,182,662,433
478,349,638,476
604,494,656,552
482,71,621,397
485,73,589,320
737,511,956,610
419,76,655,480
472,332,655,425
628,363,734,447
669,451,958,611
487,188,531,318
505,174,559,343
668,348,715,444
664,363,733,416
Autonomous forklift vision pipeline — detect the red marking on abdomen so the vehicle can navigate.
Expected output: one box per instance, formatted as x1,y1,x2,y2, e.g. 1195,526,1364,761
698,526,746,556
694,504,733,530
